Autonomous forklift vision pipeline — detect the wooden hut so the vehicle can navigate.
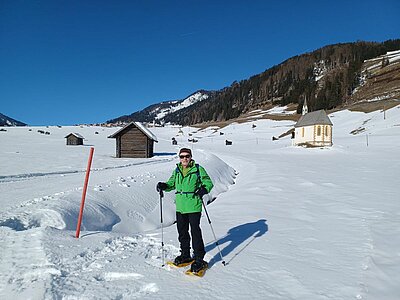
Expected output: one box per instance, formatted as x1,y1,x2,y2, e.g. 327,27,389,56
108,122,158,158
65,133,84,145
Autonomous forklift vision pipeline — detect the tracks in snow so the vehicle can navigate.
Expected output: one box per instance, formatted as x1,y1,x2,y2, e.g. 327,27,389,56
0,158,173,183
44,230,179,299
0,157,178,298
0,227,60,299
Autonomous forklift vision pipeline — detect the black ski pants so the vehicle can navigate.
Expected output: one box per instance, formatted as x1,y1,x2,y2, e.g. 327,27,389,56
176,212,205,260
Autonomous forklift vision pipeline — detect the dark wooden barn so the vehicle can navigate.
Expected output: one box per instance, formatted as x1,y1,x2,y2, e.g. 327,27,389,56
108,122,158,158
65,133,84,145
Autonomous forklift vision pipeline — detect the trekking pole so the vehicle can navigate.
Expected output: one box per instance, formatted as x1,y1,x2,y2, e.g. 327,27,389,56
159,190,165,267
201,196,226,266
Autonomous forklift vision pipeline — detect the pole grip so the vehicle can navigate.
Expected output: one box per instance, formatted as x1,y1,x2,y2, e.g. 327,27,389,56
75,147,95,238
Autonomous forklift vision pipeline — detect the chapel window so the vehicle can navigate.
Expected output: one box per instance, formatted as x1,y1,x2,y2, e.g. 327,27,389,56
317,126,321,136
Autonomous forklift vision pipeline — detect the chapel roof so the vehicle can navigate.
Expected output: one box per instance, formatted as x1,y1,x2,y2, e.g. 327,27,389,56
294,110,333,128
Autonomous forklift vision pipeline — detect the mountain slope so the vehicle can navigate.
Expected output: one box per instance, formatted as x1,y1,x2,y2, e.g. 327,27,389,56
0,113,26,127
163,40,400,125
107,90,214,125
109,39,400,126
351,50,400,103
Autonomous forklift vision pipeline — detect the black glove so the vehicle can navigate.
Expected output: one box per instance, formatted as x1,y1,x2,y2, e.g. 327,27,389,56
195,186,208,198
156,182,168,192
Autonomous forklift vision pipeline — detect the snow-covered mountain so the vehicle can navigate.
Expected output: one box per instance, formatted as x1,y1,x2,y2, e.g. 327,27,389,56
0,113,26,127
153,91,210,120
107,90,213,125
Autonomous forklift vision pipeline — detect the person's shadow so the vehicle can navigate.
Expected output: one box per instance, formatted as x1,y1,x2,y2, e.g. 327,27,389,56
205,219,268,267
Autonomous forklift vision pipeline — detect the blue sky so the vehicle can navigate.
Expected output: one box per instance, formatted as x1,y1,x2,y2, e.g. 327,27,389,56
1,0,399,125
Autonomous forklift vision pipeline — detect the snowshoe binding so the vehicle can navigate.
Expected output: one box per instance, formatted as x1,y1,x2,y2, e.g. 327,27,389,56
166,254,194,268
185,259,208,277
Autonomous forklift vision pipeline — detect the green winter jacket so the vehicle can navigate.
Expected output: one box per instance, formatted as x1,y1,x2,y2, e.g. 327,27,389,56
165,160,213,214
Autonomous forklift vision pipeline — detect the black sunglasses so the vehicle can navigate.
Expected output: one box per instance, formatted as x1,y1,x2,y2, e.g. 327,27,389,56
179,155,191,159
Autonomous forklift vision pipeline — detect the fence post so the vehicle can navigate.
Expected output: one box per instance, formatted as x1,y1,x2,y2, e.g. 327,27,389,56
75,147,95,238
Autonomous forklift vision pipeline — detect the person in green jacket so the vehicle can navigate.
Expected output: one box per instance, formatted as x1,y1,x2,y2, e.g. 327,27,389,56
157,148,213,272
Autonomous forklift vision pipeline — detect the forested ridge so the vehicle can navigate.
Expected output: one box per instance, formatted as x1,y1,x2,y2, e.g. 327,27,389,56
164,40,400,125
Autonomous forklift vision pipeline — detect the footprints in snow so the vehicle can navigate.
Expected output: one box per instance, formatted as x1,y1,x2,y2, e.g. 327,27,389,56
50,235,166,298
0,171,157,232
93,172,156,192
127,210,145,222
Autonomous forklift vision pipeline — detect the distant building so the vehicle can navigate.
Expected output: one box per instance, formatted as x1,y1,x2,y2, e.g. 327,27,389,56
302,97,309,115
293,101,333,147
65,133,84,145
108,122,158,158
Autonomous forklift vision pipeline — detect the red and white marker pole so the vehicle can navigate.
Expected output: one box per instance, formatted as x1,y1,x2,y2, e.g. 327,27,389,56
75,147,94,238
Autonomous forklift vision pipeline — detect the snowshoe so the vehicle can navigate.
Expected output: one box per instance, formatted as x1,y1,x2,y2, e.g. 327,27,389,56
166,255,194,268
185,260,208,277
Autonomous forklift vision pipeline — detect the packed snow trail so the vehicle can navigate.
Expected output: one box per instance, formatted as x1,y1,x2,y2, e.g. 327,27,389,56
0,227,57,299
0,139,237,299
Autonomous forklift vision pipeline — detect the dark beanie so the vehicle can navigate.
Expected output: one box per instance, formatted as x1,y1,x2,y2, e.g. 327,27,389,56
179,148,192,156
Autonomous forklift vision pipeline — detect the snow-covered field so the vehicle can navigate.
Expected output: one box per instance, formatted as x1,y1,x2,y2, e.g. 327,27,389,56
0,106,399,299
